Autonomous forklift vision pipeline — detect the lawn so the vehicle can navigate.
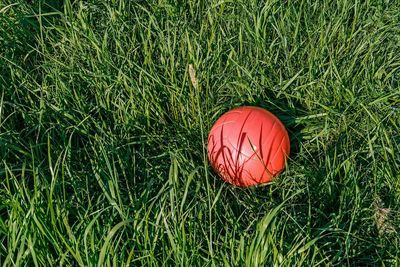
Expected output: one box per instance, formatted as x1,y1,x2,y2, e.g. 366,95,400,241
1,0,399,266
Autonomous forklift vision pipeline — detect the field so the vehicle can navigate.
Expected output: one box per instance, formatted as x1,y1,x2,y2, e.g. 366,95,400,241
1,0,400,266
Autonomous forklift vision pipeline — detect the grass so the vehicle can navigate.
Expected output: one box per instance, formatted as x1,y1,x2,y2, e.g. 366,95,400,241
1,0,399,265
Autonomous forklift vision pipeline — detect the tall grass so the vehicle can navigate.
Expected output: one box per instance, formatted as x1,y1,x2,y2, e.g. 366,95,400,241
1,0,399,266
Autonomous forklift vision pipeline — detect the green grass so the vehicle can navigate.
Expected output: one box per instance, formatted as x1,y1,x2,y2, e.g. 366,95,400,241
1,0,399,266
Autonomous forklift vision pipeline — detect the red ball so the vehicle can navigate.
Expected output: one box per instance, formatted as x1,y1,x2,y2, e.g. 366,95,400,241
207,106,290,187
